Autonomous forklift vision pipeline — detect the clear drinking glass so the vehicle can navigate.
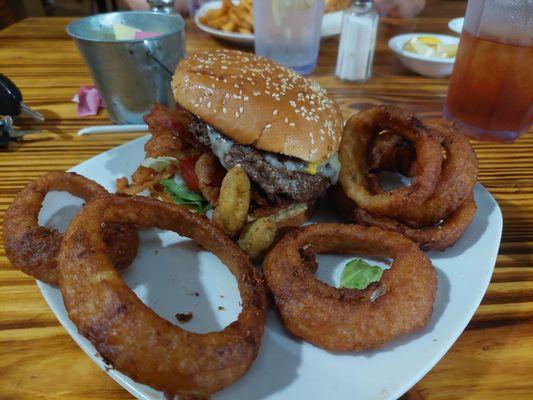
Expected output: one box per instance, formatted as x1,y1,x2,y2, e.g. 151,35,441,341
444,0,533,142
253,0,325,75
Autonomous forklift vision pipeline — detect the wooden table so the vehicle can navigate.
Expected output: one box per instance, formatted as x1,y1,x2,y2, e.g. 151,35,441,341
1,3,532,399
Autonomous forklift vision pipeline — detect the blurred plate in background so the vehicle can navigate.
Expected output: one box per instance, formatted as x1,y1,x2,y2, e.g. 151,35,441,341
195,1,343,45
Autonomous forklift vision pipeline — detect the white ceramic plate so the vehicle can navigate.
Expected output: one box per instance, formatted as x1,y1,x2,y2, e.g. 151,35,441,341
195,1,343,45
36,135,502,400
448,17,464,34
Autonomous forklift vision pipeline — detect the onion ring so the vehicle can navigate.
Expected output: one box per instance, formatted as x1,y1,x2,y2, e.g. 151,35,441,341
3,172,138,284
351,196,477,251
339,105,443,219
263,223,437,352
58,195,266,398
330,185,477,251
368,119,479,227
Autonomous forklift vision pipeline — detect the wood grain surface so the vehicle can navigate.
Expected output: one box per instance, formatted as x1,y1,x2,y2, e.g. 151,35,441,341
1,2,532,399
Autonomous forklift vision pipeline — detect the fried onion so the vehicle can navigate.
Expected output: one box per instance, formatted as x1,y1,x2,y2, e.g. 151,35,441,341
3,172,138,284
368,119,479,227
263,223,437,351
330,185,477,251
58,195,266,398
339,105,443,219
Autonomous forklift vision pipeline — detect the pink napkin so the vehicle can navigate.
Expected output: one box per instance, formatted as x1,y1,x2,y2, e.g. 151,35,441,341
73,85,105,117
134,31,160,39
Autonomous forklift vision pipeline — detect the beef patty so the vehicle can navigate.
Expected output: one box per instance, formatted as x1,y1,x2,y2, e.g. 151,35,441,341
188,117,331,202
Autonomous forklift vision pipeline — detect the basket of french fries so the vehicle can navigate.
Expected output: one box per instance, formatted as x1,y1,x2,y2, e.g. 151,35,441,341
195,0,349,44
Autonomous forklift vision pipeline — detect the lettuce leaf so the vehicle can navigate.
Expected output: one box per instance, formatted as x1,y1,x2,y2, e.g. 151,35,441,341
159,178,211,215
339,258,384,290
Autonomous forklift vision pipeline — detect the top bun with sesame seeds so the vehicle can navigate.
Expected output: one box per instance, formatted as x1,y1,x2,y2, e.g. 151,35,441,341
172,50,343,163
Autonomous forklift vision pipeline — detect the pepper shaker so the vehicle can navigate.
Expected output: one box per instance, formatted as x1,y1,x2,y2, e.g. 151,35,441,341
335,0,379,82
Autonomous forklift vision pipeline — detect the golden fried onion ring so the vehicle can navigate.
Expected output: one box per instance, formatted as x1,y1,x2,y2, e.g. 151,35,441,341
263,223,437,352
368,130,416,177
368,119,479,227
330,185,477,251
339,105,443,219
3,172,138,284
58,195,266,398
352,195,477,251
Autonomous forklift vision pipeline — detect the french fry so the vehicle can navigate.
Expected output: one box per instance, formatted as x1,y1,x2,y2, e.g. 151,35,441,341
204,8,222,19
240,0,253,13
220,0,231,13
200,0,255,34
221,20,236,32
201,0,339,33
233,7,253,29
228,9,239,25
208,15,229,29
229,9,251,30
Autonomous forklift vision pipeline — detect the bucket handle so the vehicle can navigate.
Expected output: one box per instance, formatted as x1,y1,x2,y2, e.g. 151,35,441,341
146,50,174,77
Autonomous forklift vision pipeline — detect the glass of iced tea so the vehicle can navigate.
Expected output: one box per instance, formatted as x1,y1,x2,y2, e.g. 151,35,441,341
444,0,533,142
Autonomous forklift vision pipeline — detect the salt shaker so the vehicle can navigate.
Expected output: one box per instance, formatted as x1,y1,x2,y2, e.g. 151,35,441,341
335,0,379,82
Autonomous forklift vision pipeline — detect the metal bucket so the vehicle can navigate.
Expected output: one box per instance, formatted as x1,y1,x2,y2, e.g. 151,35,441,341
67,11,186,124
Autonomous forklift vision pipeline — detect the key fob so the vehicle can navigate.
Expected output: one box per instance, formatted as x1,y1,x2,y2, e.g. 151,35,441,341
0,118,12,147
0,73,23,116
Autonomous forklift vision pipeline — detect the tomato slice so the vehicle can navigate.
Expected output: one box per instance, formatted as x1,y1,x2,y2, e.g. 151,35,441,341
179,156,201,192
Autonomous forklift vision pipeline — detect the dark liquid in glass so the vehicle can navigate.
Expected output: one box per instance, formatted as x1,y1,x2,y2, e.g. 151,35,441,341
445,30,533,142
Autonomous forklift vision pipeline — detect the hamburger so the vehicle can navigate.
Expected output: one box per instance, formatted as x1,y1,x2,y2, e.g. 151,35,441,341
118,50,343,248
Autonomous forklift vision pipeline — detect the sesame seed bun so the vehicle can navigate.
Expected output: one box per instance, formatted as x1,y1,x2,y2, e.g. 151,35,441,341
172,50,343,163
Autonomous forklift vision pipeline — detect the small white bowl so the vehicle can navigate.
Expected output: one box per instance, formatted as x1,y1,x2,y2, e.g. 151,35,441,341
388,33,459,78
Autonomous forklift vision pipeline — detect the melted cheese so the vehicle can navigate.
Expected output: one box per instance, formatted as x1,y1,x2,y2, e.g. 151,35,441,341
265,152,340,184
317,153,340,184
305,162,318,175
206,126,234,168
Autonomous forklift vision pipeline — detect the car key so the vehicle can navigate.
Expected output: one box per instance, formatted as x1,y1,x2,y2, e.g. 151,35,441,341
0,115,41,148
20,103,45,122
0,74,44,122
0,117,13,147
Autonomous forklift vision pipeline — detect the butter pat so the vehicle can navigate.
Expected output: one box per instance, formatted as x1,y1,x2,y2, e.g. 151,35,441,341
113,23,140,40
403,36,458,59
